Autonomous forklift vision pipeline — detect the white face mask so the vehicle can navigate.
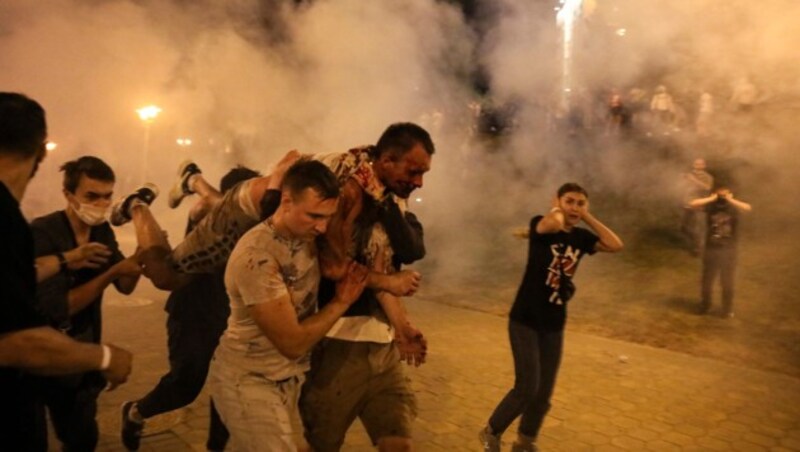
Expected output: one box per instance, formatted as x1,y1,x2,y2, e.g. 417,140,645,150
73,202,109,226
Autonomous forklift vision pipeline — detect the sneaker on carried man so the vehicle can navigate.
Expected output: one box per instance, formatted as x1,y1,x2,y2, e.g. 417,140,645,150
120,400,144,450
479,426,501,452
168,160,202,209
110,183,159,226
511,440,539,452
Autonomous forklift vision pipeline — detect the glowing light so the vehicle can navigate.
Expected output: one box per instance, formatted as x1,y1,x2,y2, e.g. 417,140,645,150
136,105,161,123
556,0,584,111
176,137,193,147
616,28,627,37
415,197,423,203
45,141,57,152
136,105,161,180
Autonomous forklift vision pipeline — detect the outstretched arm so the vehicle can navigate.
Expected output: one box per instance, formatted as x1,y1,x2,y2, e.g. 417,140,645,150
0,326,133,389
68,257,142,316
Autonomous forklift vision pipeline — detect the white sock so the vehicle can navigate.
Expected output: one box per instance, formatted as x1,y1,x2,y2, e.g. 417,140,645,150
186,173,199,194
129,403,144,423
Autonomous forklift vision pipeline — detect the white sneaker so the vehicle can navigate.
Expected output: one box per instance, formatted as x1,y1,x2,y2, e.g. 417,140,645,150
168,160,201,209
110,183,159,226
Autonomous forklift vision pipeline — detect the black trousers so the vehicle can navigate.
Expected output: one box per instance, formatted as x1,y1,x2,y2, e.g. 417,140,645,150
0,378,48,452
42,372,105,451
680,208,702,253
136,295,229,449
701,246,737,313
488,320,564,438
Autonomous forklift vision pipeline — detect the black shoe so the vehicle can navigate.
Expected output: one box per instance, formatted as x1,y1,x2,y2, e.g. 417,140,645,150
110,183,159,226
121,401,144,450
168,160,202,208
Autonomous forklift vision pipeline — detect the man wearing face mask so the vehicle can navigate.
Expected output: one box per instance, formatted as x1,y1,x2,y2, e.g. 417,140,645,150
30,155,143,451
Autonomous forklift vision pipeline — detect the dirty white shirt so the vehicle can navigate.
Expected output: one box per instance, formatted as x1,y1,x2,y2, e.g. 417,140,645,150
216,219,319,380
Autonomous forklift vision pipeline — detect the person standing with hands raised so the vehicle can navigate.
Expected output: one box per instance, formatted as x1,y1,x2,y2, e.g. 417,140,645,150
480,183,623,452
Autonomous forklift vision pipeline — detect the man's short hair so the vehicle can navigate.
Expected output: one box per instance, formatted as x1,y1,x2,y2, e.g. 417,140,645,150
60,156,115,193
220,165,261,194
373,122,435,159
281,160,340,200
557,182,589,198
0,92,47,158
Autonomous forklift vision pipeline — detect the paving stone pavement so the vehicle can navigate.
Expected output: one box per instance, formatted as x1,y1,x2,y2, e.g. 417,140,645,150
76,281,800,451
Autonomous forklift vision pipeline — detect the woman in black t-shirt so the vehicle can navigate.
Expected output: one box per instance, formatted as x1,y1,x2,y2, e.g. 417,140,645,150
479,183,624,452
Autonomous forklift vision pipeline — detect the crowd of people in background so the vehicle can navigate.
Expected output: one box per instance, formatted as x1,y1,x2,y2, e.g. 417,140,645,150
2,80,753,452
459,75,765,141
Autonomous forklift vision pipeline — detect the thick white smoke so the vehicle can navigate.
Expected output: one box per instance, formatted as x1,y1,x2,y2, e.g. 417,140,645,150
2,0,798,286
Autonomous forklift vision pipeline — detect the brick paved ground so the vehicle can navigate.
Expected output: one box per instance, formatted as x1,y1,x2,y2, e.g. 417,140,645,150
72,280,800,451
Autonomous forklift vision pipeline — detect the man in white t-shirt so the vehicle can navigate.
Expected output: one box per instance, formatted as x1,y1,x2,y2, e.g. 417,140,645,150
207,160,368,451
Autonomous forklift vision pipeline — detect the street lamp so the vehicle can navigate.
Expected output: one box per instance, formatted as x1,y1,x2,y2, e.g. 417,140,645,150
136,105,161,180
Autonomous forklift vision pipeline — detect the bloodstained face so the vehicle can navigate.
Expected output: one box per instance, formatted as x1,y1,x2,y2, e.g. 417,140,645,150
375,143,432,199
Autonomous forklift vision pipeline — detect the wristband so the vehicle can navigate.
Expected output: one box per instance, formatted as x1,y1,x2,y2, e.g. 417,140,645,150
100,344,112,370
57,252,68,272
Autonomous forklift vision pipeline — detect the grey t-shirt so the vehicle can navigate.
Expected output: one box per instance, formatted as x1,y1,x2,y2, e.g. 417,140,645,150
216,219,319,380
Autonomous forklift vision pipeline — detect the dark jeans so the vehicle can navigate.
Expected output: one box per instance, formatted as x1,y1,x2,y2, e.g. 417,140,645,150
42,372,105,451
136,291,230,450
701,246,737,313
680,208,702,253
0,377,48,452
488,320,564,438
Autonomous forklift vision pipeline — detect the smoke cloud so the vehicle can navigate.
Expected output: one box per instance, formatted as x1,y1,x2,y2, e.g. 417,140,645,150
2,0,799,287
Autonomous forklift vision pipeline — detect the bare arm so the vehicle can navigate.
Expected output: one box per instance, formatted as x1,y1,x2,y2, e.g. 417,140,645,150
68,257,142,316
511,226,530,239
35,242,112,283
582,211,624,253
377,291,427,367
247,149,303,212
536,207,567,234
0,326,132,388
249,263,367,360
724,194,752,212
320,180,362,281
319,179,422,296
689,194,717,209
